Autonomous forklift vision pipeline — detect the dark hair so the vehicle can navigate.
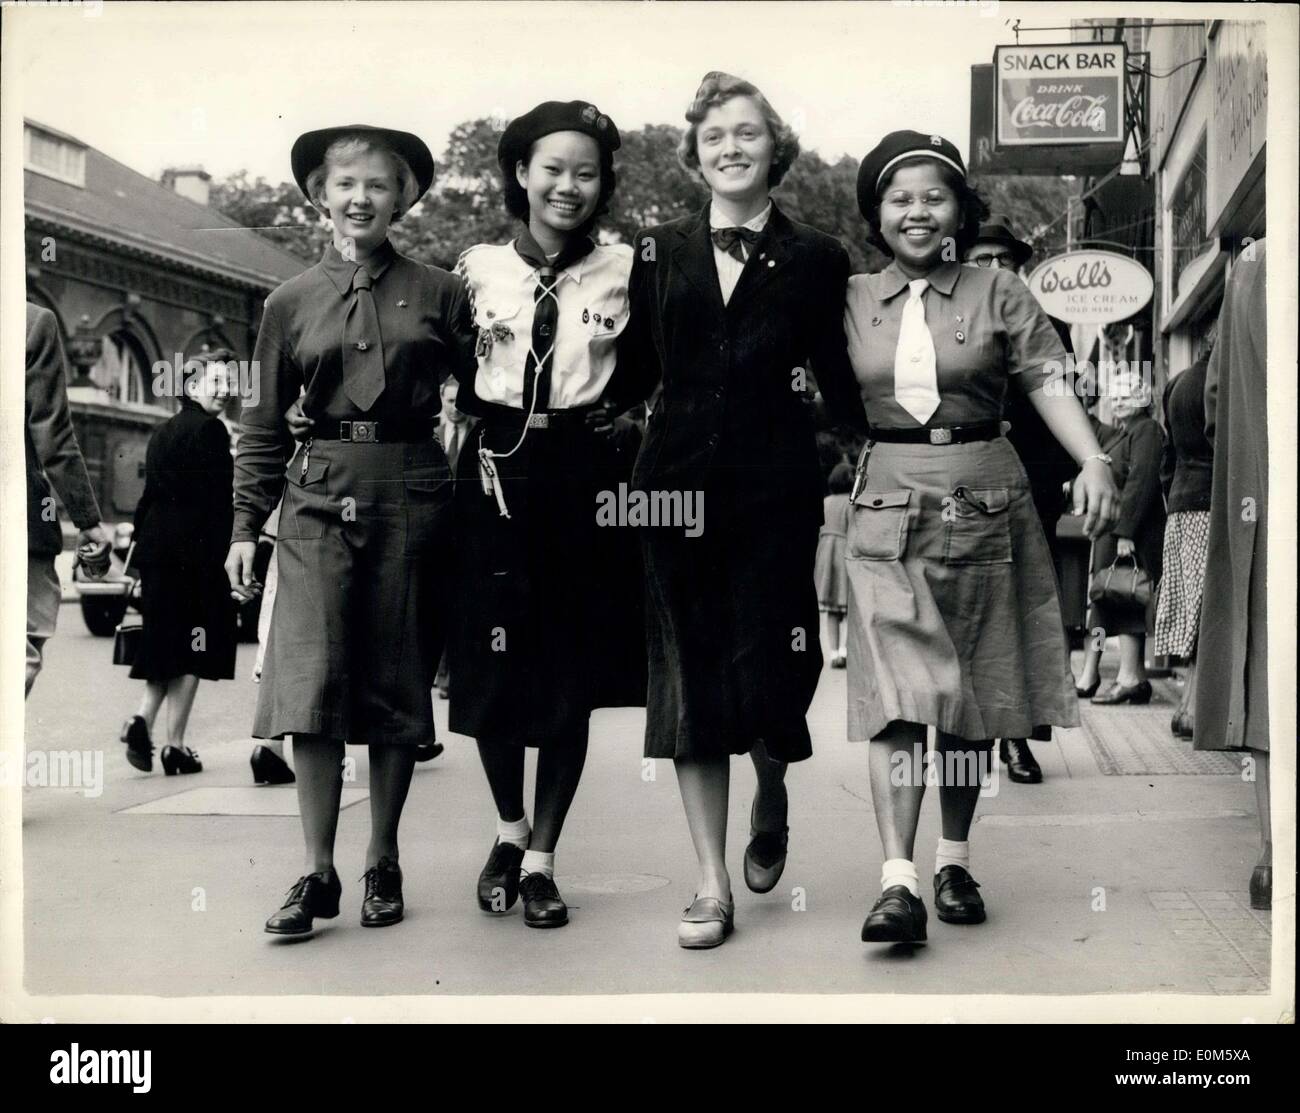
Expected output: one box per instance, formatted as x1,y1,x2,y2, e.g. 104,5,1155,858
180,346,233,400
502,134,617,230
863,157,989,261
828,461,855,495
677,71,800,188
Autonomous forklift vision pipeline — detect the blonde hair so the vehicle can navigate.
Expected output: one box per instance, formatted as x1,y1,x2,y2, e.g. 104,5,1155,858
677,71,800,188
305,134,420,221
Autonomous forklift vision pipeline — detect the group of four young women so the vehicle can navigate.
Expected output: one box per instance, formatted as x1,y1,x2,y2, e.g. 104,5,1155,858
226,71,1119,950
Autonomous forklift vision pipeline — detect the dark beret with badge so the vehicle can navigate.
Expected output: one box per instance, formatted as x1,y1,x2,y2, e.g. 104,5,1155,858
857,129,967,219
497,100,622,180
290,124,436,202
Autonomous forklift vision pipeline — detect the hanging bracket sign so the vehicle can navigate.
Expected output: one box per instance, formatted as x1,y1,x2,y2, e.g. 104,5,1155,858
995,43,1126,146
1027,250,1153,324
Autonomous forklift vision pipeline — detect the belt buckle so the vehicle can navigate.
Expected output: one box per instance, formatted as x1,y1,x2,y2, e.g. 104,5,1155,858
929,427,953,445
527,413,550,429
351,420,377,443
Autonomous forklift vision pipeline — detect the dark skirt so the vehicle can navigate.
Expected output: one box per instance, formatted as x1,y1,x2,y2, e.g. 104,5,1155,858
130,558,237,682
447,415,646,748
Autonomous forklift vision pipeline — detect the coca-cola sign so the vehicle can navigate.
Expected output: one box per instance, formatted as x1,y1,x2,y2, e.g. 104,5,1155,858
995,43,1125,146
1027,250,1153,325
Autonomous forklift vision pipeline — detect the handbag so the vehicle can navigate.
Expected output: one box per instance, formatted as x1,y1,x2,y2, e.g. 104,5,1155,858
1088,551,1153,612
112,541,142,667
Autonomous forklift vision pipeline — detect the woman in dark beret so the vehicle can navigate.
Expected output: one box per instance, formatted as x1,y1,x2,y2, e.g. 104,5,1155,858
229,124,475,939
607,72,868,949
842,130,1118,945
447,100,645,930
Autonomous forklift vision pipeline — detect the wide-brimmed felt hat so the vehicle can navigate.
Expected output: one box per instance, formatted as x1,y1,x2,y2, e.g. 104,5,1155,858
291,125,435,203
497,100,621,181
972,214,1034,268
857,129,967,218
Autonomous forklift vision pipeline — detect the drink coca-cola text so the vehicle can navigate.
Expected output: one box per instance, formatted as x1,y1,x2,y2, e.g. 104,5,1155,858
1009,93,1109,133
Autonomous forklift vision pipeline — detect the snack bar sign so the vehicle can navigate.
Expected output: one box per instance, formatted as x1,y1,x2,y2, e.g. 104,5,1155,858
995,43,1125,146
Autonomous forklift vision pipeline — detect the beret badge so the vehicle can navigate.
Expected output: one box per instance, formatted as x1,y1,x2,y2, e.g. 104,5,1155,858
581,105,598,124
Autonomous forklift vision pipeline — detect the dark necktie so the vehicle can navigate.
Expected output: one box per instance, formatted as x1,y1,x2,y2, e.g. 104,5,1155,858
343,267,385,411
525,266,560,411
711,226,760,262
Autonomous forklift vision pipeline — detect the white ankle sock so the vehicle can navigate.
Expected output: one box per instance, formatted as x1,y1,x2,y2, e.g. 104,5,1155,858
521,849,554,878
881,858,920,897
497,816,531,850
936,838,970,873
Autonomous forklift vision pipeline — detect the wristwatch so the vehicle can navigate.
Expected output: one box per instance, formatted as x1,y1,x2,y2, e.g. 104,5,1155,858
1083,452,1113,465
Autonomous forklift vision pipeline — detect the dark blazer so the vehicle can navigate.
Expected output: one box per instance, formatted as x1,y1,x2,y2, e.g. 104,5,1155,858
611,202,866,761
25,304,101,556
1159,356,1213,513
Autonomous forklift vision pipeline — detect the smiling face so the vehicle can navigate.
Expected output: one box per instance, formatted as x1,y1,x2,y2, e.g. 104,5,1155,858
318,151,401,254
517,131,603,237
190,360,232,414
878,160,962,275
695,95,774,206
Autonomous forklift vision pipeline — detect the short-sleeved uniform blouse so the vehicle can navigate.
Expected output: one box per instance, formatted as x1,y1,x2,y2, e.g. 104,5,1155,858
843,260,1068,426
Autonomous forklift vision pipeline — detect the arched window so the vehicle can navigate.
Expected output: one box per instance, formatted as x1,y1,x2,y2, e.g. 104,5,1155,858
90,331,158,409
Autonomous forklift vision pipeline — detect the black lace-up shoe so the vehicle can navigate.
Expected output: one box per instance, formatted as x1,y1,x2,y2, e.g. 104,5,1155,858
265,869,342,936
520,872,568,928
360,858,404,927
476,839,525,913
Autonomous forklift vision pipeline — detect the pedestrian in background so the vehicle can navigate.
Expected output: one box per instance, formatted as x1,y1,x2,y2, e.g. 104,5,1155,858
249,501,295,785
121,350,238,775
843,131,1117,945
430,374,475,706
229,124,472,938
1153,351,1215,741
612,72,868,949
24,303,111,697
1195,243,1271,910
816,461,854,669
1074,369,1166,705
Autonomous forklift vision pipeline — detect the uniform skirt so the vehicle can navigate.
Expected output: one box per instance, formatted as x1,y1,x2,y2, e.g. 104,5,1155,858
253,437,452,747
845,437,1078,743
1153,510,1210,659
815,494,849,614
448,415,646,749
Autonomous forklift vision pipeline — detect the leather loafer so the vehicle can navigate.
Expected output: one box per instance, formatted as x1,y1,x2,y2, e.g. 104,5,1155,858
414,742,444,762
934,865,986,924
265,869,342,936
120,715,153,772
744,798,789,894
520,872,568,928
1092,680,1153,705
250,744,294,785
678,895,735,949
1250,864,1272,911
477,839,526,912
999,738,1043,784
361,857,404,927
861,886,927,942
160,745,202,775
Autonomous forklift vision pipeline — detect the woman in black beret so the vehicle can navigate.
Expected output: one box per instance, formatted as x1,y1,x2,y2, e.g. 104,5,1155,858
607,72,868,949
447,100,645,929
229,124,476,939
842,130,1119,945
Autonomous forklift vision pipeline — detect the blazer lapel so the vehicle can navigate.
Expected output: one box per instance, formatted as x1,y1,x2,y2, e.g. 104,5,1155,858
670,206,726,315
726,203,796,311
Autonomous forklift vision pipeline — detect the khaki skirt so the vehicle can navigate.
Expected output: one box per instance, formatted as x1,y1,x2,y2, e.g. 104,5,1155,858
845,437,1078,743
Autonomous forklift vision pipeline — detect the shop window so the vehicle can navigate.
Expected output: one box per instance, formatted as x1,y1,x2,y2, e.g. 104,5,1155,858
90,332,166,410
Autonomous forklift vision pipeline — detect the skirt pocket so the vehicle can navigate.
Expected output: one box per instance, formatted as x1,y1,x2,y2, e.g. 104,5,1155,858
847,489,911,561
278,448,330,540
944,485,1012,565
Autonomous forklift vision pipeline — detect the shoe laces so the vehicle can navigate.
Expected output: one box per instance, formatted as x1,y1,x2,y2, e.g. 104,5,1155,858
280,876,311,908
519,872,558,902
362,860,400,900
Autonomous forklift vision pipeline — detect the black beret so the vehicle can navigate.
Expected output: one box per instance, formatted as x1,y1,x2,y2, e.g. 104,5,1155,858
291,125,435,202
857,130,967,219
497,100,621,180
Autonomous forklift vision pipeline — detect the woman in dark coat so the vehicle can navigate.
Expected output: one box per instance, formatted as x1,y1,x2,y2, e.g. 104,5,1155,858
120,351,238,776
610,72,867,948
1075,371,1166,704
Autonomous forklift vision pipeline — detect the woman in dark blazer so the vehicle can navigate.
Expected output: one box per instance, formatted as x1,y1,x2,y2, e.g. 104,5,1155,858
1075,373,1167,704
609,72,867,948
121,350,238,776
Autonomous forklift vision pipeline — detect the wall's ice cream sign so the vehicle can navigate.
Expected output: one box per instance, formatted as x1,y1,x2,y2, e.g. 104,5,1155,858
1027,250,1153,324
995,44,1125,146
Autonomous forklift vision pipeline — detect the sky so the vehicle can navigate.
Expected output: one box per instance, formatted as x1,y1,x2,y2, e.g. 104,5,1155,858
8,0,1061,186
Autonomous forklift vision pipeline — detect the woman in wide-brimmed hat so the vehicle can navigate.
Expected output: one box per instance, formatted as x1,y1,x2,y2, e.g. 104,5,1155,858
843,130,1118,945
227,124,475,939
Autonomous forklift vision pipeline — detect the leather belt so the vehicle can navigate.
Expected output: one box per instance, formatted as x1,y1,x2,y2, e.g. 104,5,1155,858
308,419,436,443
481,407,596,432
867,421,1001,445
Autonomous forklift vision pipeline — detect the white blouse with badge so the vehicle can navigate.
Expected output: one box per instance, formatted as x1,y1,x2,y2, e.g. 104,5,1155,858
456,240,633,410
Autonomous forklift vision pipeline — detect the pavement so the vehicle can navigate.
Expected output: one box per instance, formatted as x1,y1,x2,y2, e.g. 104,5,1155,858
15,605,1278,1012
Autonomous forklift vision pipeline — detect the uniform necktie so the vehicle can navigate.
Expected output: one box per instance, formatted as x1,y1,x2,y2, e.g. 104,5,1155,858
444,421,461,470
710,226,760,262
343,267,385,411
893,278,939,424
524,266,560,411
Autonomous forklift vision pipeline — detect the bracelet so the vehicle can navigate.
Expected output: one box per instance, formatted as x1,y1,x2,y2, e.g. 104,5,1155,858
1083,452,1113,466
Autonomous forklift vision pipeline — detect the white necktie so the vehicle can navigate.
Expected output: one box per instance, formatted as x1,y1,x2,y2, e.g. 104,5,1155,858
893,278,939,424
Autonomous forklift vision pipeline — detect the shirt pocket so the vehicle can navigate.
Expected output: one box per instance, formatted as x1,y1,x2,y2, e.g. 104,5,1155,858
847,489,912,561
279,447,330,540
944,485,1013,565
